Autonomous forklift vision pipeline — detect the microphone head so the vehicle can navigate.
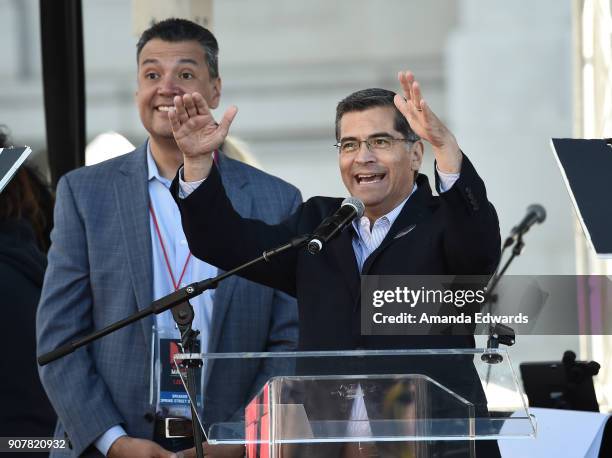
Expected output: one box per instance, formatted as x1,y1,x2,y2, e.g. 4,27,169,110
342,197,365,218
307,239,323,255
527,204,546,224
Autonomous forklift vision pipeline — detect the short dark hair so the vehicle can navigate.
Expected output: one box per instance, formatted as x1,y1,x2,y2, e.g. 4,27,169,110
335,88,420,142
136,18,219,79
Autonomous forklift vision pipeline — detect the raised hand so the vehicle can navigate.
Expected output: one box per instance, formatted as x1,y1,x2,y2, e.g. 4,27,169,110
394,71,462,173
169,92,238,181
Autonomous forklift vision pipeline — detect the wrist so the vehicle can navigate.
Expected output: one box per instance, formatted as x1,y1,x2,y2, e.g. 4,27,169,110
183,155,213,182
107,435,128,458
432,138,462,174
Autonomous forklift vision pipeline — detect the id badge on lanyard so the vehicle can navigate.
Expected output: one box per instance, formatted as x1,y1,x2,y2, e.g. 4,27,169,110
152,325,202,417
149,202,202,416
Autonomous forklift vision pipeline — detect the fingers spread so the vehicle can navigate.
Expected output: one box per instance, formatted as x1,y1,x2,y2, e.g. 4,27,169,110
394,93,410,118
398,71,411,100
217,105,239,137
412,81,423,110
174,95,189,124
398,70,426,119
193,92,210,116
183,93,198,118
405,71,415,92
168,107,181,133
399,71,416,100
419,99,430,118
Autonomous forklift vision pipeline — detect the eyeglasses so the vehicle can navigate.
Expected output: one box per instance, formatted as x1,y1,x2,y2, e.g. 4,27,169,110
334,136,415,155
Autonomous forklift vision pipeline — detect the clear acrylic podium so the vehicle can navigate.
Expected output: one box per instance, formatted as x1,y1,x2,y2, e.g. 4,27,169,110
174,349,535,457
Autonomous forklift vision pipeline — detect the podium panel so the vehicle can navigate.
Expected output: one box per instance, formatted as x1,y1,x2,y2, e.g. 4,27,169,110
174,349,535,457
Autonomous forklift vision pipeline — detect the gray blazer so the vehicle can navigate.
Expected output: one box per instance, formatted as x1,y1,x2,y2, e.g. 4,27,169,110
36,144,301,456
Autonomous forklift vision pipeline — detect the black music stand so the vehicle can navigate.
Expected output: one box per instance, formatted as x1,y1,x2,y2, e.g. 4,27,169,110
0,146,32,193
551,138,612,258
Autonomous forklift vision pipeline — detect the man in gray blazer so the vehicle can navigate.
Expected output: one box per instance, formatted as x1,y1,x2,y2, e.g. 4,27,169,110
36,19,300,457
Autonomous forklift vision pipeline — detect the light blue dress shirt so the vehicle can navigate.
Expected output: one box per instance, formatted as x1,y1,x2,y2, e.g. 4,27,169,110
95,142,217,455
146,142,217,343
351,168,459,271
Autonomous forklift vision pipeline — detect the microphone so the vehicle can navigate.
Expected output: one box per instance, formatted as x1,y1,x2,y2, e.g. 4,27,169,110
307,197,365,254
504,204,546,247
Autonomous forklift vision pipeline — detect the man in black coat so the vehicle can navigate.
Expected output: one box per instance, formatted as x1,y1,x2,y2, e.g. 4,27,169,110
169,71,501,457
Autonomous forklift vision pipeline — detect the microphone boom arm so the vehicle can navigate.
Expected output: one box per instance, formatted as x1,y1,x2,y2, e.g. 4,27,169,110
38,234,310,366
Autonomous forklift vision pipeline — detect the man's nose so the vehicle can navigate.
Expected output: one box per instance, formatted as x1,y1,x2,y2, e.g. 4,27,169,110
157,75,183,96
354,141,376,164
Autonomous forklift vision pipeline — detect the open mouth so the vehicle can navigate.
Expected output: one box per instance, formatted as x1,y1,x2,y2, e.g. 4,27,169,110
355,173,386,184
156,106,173,112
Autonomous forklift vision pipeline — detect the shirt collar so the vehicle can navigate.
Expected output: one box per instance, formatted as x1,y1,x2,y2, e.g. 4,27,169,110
352,182,418,233
146,140,172,186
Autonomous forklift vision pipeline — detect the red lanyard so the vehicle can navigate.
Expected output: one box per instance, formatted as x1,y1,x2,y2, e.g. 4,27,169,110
147,150,217,289
149,203,192,290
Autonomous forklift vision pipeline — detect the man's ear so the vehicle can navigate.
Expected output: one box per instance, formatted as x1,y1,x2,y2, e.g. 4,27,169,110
208,77,222,109
411,140,424,171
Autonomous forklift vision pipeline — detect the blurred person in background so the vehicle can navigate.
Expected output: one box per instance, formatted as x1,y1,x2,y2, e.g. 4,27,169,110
0,126,57,450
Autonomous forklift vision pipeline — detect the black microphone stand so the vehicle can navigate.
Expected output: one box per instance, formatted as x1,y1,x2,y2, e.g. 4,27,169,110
38,235,309,458
38,234,309,366
480,233,523,365
170,300,205,458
